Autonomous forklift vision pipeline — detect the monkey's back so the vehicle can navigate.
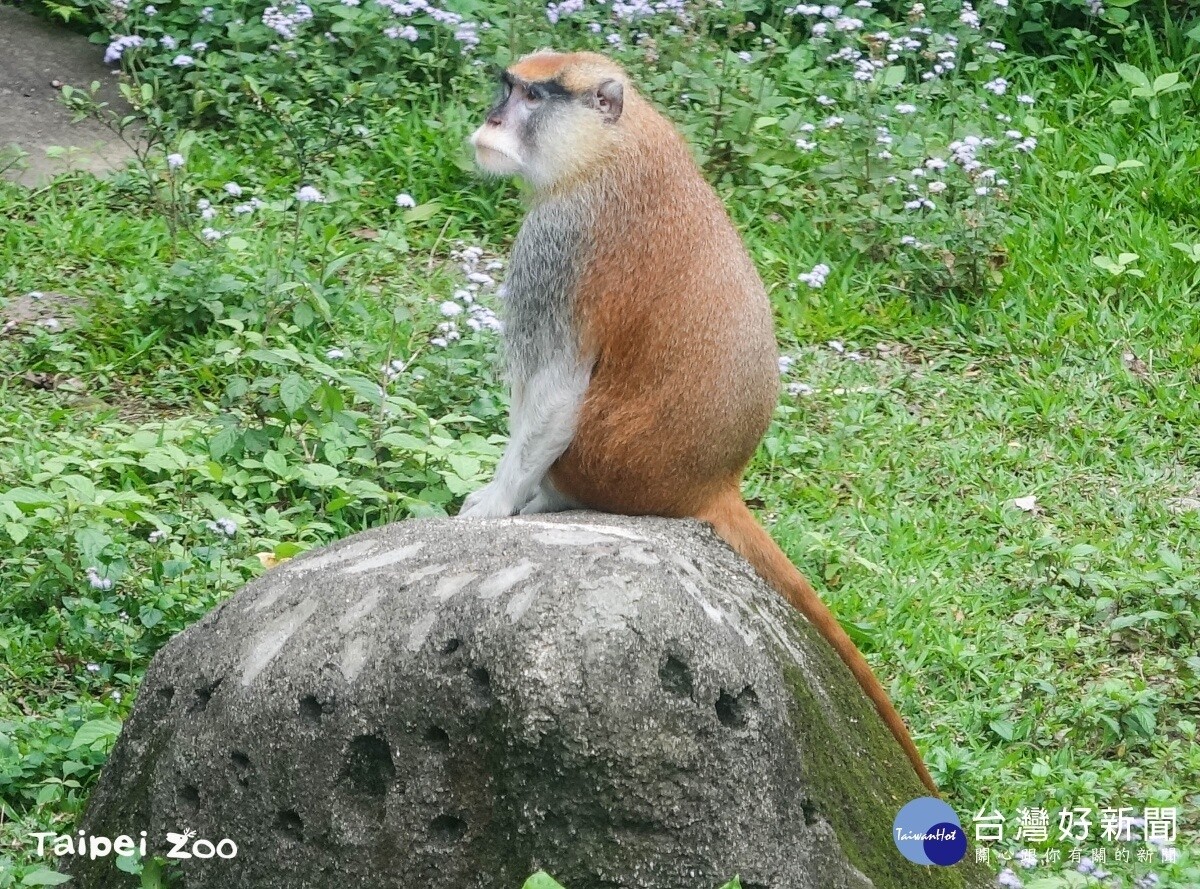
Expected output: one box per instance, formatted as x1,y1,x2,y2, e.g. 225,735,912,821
548,96,779,516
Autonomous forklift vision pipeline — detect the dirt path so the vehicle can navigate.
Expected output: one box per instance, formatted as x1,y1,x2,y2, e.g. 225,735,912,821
0,6,134,185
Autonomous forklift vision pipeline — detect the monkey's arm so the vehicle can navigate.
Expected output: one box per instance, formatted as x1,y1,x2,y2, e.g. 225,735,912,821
459,361,590,518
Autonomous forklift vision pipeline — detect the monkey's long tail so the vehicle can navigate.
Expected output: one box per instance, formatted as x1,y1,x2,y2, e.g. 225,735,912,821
697,488,939,796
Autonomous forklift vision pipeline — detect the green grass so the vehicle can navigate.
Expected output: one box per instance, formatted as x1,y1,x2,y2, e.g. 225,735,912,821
3,6,1200,888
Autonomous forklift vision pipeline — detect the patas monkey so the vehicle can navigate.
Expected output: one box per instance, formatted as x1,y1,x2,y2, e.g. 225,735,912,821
462,50,937,794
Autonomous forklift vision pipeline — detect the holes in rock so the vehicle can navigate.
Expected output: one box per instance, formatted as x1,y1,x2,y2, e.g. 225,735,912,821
191,679,222,713
230,751,252,787
157,685,175,703
801,798,819,826
440,637,461,655
468,666,490,689
429,813,467,843
423,726,450,749
299,695,326,725
275,809,304,843
658,655,694,698
340,734,395,799
715,686,759,729
179,784,200,813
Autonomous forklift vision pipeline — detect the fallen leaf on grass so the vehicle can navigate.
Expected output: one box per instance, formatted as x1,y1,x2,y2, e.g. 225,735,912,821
1010,494,1042,514
1122,350,1150,380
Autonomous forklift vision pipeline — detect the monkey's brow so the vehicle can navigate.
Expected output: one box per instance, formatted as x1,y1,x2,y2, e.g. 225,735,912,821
498,69,573,99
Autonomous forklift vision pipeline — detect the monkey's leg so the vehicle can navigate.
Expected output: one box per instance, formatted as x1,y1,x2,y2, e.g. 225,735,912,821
459,362,590,519
519,478,581,515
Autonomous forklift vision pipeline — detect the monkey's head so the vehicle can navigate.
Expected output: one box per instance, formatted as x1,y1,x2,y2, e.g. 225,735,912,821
470,51,626,191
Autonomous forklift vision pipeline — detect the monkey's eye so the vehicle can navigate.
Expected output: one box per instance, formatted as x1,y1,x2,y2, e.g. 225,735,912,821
525,83,547,104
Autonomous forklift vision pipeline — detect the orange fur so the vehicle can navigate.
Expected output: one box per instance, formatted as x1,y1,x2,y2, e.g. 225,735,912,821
500,52,938,794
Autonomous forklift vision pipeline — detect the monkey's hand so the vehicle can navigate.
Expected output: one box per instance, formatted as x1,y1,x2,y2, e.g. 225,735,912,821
459,483,520,519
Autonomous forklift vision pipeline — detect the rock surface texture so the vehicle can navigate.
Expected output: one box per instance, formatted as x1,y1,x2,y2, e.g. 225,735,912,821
70,513,992,888
0,7,133,185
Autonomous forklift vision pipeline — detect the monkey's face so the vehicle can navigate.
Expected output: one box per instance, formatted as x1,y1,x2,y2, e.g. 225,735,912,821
470,59,625,190
469,74,554,179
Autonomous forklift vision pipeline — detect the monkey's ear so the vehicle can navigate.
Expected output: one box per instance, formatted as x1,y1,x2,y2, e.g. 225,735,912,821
589,79,624,124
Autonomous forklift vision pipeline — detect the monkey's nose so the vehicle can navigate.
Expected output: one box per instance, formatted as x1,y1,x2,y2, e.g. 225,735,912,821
487,115,502,127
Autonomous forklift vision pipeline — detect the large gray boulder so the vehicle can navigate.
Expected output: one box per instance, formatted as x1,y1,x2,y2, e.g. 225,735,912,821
70,513,992,888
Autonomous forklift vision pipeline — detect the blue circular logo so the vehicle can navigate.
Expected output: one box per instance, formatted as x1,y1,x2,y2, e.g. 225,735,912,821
893,798,967,866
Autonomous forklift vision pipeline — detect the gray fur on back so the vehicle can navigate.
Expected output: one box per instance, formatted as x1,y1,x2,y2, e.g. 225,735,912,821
502,196,591,382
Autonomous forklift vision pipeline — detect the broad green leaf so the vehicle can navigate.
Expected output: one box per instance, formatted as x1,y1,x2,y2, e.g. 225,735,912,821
245,348,293,366
522,873,566,889
69,719,121,751
402,200,443,224
59,475,97,501
446,454,482,479
263,450,290,477
74,528,113,564
35,783,61,805
279,373,313,414
1114,63,1150,89
1152,72,1180,92
1111,612,1153,630
1,487,57,510
298,463,341,487
989,719,1015,741
209,427,239,461
20,868,73,885
1160,549,1183,572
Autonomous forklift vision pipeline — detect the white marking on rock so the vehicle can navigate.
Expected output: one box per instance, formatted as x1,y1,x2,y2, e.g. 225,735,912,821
478,560,536,599
241,597,320,685
674,572,723,625
434,571,477,601
340,636,369,683
285,538,378,574
578,574,643,632
406,562,450,584
518,519,647,541
250,585,288,613
506,586,538,622
336,589,386,633
533,527,625,547
670,553,705,578
343,542,424,574
406,612,437,651
618,545,660,565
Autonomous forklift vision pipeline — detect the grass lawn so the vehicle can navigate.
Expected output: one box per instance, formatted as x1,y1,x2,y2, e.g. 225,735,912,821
1,2,1199,886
